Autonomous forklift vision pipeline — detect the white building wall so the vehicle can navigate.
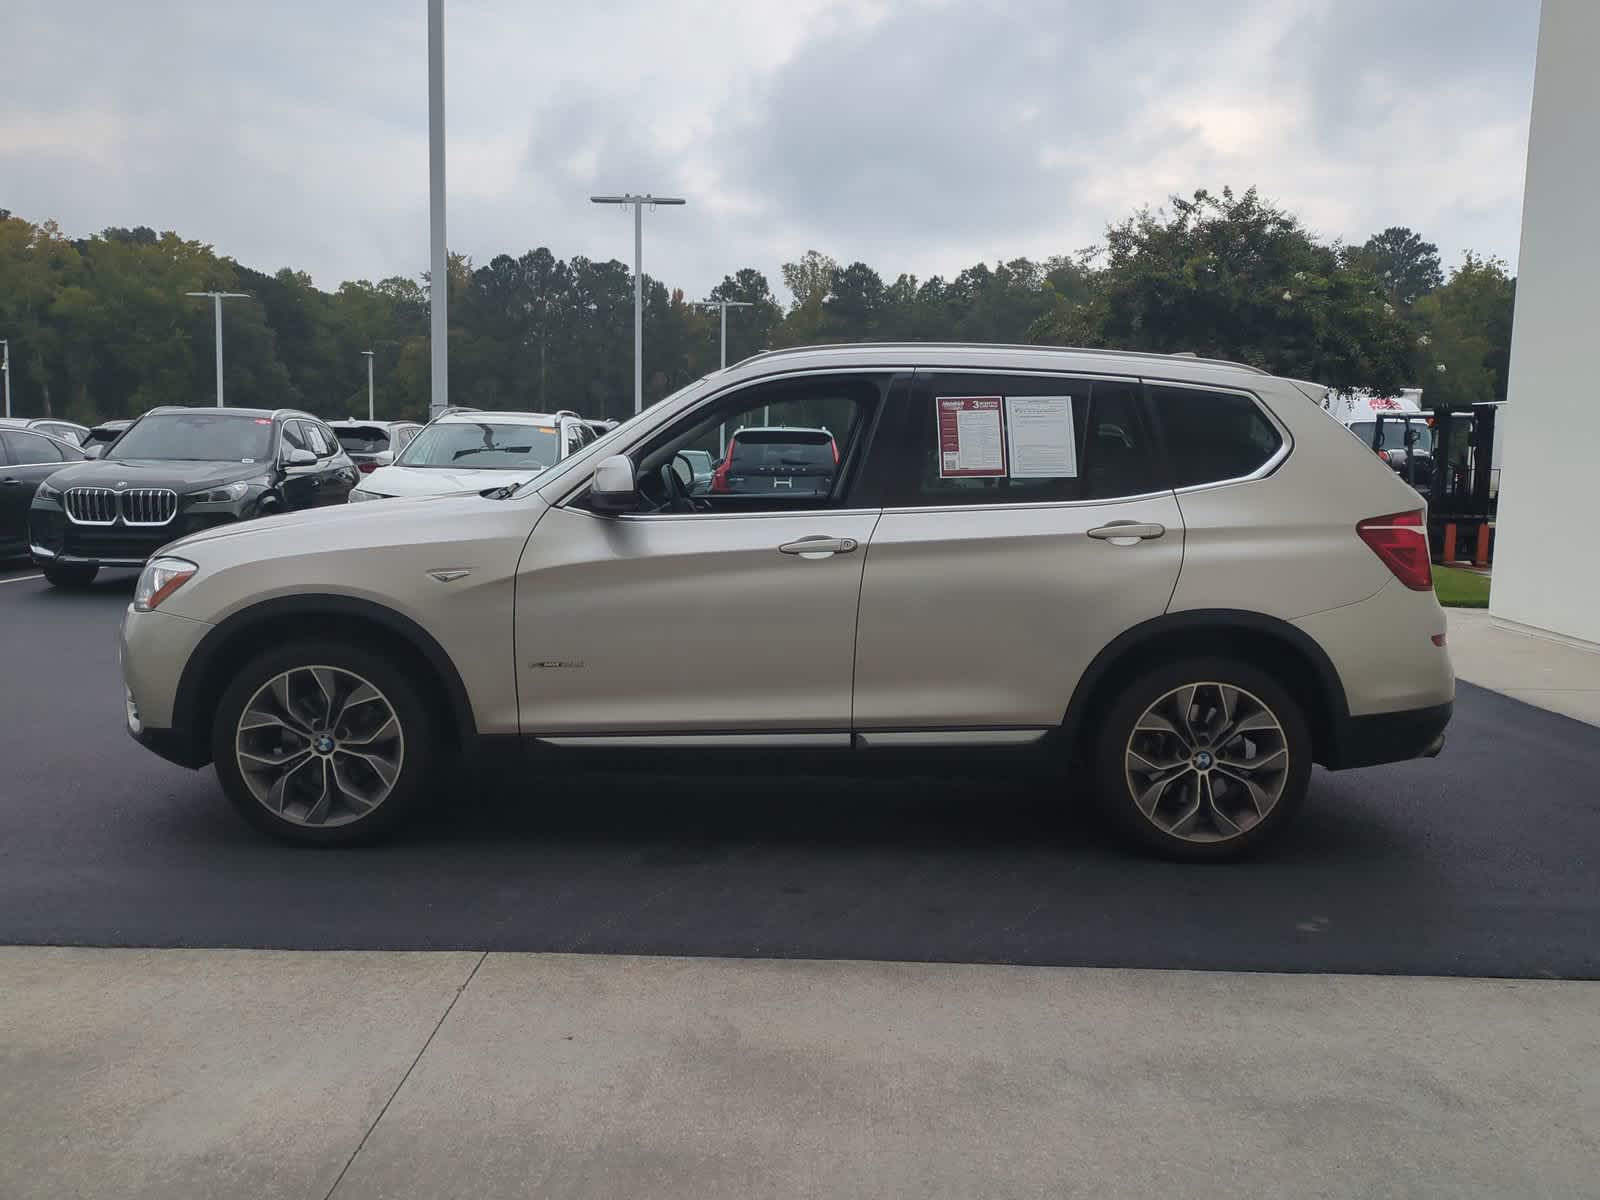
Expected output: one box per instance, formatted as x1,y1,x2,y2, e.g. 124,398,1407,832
1490,0,1600,646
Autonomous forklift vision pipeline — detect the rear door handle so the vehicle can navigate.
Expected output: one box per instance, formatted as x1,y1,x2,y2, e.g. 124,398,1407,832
1087,522,1166,544
779,536,859,558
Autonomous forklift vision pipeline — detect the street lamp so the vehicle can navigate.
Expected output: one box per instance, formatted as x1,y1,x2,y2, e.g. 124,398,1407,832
689,299,754,370
185,292,250,406
690,300,754,453
362,350,376,420
590,193,686,416
427,0,448,418
0,339,10,418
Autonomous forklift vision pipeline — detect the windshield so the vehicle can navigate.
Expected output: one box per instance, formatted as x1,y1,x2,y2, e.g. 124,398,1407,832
1350,420,1433,453
108,412,275,462
334,427,390,454
396,421,561,470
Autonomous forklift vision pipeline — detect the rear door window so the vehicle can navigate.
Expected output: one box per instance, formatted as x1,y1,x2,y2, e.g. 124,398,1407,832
886,374,1162,507
1150,387,1284,487
2,431,69,464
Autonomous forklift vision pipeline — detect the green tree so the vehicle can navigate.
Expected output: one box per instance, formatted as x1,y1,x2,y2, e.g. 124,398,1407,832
1029,187,1415,391
1354,226,1444,307
1412,253,1516,407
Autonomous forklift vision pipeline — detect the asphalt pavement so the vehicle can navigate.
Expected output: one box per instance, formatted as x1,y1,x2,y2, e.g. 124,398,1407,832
2,562,1597,978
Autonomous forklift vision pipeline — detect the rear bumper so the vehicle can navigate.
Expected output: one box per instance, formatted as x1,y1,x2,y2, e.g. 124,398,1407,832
1324,700,1453,771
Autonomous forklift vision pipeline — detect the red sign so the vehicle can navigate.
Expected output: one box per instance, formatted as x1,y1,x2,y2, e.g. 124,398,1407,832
936,396,1006,478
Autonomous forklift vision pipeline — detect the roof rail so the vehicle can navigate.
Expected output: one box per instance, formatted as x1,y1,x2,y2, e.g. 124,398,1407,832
741,342,1270,376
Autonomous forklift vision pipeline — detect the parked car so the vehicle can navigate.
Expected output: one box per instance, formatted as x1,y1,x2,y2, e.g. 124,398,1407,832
0,428,86,559
118,344,1453,858
709,427,838,497
30,406,357,587
81,419,134,459
327,419,424,476
0,416,91,446
348,409,596,501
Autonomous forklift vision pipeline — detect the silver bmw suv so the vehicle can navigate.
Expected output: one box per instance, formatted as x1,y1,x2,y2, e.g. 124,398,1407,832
120,344,1453,859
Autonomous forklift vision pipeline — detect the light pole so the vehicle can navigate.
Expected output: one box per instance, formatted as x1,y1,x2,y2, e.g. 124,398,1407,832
184,292,250,406
362,350,375,420
1,339,10,418
691,300,753,453
428,0,448,418
590,193,686,415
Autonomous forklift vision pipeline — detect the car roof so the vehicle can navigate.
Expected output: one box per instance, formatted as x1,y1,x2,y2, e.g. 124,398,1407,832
0,416,83,428
142,405,320,422
730,426,831,436
720,342,1272,388
430,410,575,426
326,419,419,429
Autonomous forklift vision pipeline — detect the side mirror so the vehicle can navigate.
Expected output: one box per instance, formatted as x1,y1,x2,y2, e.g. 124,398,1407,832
285,447,317,467
589,453,638,512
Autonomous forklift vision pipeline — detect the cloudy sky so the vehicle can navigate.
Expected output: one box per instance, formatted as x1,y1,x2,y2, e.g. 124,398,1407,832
3,0,1540,300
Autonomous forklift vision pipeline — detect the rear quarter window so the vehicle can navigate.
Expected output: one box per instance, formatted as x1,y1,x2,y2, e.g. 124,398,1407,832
1151,387,1284,488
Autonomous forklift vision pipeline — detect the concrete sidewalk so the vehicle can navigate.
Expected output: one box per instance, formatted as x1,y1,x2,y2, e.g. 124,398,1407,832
3,949,1595,1199
1448,607,1600,725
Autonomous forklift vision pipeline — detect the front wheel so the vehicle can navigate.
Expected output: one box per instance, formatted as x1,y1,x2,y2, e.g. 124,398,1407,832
43,562,98,588
1093,658,1312,861
211,641,437,845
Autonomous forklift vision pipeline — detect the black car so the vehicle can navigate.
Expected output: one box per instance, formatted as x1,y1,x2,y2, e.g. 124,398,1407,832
80,418,134,459
29,406,358,587
0,428,87,560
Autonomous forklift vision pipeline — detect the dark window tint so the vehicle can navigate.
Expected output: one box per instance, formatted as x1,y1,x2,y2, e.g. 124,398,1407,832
280,422,311,454
108,413,276,463
334,426,391,454
890,375,1160,507
2,431,70,464
729,430,836,470
1152,387,1283,487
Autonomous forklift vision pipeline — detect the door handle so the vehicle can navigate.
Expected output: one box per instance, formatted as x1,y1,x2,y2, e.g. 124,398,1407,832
0,478,21,486
779,536,859,558
1087,522,1166,545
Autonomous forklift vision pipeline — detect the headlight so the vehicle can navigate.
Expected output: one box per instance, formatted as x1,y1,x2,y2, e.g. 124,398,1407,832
133,556,197,613
186,481,252,503
348,488,388,502
35,480,62,502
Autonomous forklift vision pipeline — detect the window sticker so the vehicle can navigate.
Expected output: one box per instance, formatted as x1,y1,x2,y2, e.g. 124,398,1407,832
936,396,1006,478
1004,395,1078,478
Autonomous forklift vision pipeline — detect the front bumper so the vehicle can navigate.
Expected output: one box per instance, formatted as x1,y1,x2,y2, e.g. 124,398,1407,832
121,604,216,769
30,506,241,569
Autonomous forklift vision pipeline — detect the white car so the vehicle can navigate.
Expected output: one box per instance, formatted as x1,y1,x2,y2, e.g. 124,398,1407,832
348,409,598,501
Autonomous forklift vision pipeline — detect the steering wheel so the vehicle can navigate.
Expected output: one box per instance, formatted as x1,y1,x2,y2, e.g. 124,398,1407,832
658,455,705,514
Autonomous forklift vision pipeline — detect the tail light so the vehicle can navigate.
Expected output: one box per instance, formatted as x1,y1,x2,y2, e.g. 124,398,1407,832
711,449,734,493
1357,509,1433,590
1376,449,1391,464
358,462,379,474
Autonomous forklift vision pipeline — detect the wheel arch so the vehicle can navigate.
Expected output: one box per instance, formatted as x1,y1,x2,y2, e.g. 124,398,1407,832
1059,609,1350,767
173,593,478,766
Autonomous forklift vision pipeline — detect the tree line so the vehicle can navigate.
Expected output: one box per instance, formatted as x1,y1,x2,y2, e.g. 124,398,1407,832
0,188,1515,427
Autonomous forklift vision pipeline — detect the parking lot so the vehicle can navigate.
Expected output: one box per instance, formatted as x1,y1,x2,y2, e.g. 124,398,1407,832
3,561,1597,979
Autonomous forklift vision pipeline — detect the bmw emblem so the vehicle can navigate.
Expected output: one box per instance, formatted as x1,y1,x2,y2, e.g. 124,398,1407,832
313,734,335,754
115,481,128,489
1194,750,1215,770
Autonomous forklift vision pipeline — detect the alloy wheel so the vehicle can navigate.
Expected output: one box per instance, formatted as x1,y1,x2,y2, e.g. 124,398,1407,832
1123,681,1289,843
234,665,405,828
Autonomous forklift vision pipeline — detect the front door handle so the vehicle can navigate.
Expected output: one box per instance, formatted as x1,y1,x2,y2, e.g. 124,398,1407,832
0,477,21,486
1087,522,1166,545
779,536,859,558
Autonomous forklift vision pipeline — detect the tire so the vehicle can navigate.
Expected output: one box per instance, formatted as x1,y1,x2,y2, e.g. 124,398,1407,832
43,562,98,588
211,640,437,845
1092,657,1313,862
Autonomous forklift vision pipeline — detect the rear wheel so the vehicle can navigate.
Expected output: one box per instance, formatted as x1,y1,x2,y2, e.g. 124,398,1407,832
42,562,98,588
1092,658,1312,861
211,641,436,845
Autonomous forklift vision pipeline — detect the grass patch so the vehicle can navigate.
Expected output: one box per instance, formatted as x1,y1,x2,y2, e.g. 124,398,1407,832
1434,564,1491,608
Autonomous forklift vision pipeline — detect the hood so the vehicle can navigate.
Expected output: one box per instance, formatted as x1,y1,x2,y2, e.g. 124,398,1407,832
360,463,545,498
44,458,268,491
165,489,497,554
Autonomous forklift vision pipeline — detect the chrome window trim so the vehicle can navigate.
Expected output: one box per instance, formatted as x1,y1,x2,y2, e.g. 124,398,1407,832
547,365,914,510
879,488,1175,517
560,504,883,526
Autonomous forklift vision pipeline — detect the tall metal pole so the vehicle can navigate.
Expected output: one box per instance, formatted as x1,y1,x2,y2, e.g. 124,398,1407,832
428,0,448,418
1,340,10,418
591,194,685,416
633,202,643,416
212,295,224,407
363,350,375,420
690,300,752,453
719,304,728,368
185,292,249,406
